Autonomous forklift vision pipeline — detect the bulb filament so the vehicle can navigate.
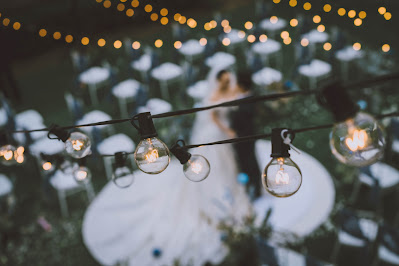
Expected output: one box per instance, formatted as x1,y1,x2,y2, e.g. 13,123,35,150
76,170,88,181
3,150,13,161
145,149,159,163
345,129,368,152
43,162,52,171
275,170,290,184
190,161,203,174
72,140,84,151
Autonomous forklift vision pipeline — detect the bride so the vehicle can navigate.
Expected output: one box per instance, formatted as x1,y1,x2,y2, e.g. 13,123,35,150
82,69,252,266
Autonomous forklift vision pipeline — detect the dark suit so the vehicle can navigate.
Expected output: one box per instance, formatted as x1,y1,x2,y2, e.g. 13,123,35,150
231,94,261,198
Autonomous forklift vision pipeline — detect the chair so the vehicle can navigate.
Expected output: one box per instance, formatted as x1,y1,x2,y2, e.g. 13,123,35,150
50,170,95,217
97,134,136,180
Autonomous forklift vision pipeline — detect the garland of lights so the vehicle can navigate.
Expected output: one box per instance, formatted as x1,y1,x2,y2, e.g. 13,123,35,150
1,73,399,195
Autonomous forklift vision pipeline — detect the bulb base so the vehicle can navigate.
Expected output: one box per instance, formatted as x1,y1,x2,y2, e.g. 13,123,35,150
48,124,71,142
318,82,359,122
132,113,158,140
170,144,191,165
114,152,128,168
271,128,292,158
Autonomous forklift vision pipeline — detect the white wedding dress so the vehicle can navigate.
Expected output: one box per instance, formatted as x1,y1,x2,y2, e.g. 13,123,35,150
82,99,251,265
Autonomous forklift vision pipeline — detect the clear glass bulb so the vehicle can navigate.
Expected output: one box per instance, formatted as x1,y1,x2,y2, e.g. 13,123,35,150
134,137,170,174
183,155,210,182
65,132,92,159
73,166,92,184
330,112,385,167
262,157,302,198
112,166,135,188
0,145,17,166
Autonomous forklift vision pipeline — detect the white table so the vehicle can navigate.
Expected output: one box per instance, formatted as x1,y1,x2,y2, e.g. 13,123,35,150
79,67,111,106
112,79,141,118
226,29,246,45
137,98,172,115
298,59,332,89
335,46,365,80
187,80,211,101
151,63,183,100
0,174,13,197
205,52,236,70
76,110,113,136
0,108,8,127
252,67,283,87
302,29,329,56
179,39,205,62
131,54,152,81
30,137,65,156
15,110,47,142
252,39,282,67
97,134,136,180
260,17,287,38
253,140,335,238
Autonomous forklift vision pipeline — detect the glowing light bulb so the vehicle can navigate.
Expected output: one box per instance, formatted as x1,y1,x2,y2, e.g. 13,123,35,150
134,137,170,174
73,166,92,184
112,166,135,188
65,132,91,159
43,162,52,171
183,155,210,182
0,145,17,166
262,157,302,198
330,112,385,166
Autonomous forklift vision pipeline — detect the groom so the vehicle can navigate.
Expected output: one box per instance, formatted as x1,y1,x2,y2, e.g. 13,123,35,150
231,71,261,199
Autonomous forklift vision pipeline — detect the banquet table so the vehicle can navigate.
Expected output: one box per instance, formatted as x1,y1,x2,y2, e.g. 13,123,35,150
298,59,332,89
205,52,236,70
178,39,205,62
79,67,111,106
253,140,335,238
0,174,13,197
252,67,283,87
112,79,141,118
151,63,183,100
335,46,365,80
252,39,282,67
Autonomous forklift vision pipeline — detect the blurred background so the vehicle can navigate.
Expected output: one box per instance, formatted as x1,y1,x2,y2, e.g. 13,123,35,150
1,0,399,265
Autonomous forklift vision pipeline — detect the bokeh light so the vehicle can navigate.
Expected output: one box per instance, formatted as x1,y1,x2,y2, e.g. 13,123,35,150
132,41,140,49
199,38,207,46
224,26,232,33
3,18,10,26
313,15,321,24
144,4,152,12
179,16,186,24
117,3,125,11
245,21,253,30
323,4,331,12
323,42,332,51
174,13,181,21
174,41,182,49
155,39,163,48
150,13,158,21
238,30,246,38
126,9,134,17
98,38,106,47
13,22,21,30
359,11,367,19
222,38,231,46
160,17,168,25
384,12,392,20
301,38,309,47
353,42,361,51
114,40,122,49
303,2,311,10
283,37,292,45
131,0,139,8
204,23,211,31
338,8,346,16
317,24,325,32
187,18,197,28
259,34,268,42
221,19,229,27
39,29,47,37
270,16,278,24
103,0,111,8
354,18,362,26
81,37,89,45
290,18,298,27
209,20,217,28
53,32,61,40
289,0,297,7
273,0,281,3
348,10,356,18
382,44,390,52
280,31,289,39
378,7,386,15
247,35,256,43
160,8,168,16
65,35,73,43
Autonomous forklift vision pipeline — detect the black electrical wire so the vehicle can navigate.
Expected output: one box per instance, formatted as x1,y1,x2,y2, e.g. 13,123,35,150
9,71,399,134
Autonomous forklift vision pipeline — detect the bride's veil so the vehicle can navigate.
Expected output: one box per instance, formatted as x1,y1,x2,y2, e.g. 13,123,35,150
205,67,237,103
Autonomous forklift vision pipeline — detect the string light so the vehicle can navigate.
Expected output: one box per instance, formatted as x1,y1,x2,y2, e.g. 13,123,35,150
280,31,289,39
0,145,17,166
3,18,10,26
131,0,139,8
270,16,278,24
303,2,311,11
222,37,231,46
179,16,186,24
273,0,281,3
224,26,232,33
384,12,392,20
39,29,47,37
81,37,89,45
353,42,361,51
354,18,362,26
174,13,181,21
112,152,135,188
289,0,297,7
144,4,152,12
317,24,325,32
98,38,106,47
48,126,92,159
204,23,211,31
259,34,268,42
348,10,356,18
160,8,168,16
117,3,125,11
313,15,321,24
154,39,163,48
221,19,229,27
160,17,168,25
283,37,292,45
53,32,61,40
187,19,197,28
301,38,309,47
359,11,367,19
73,166,92,184
65,35,73,43
13,22,21,30
323,42,332,51
247,35,256,43
244,21,253,30
338,8,346,16
132,41,140,49
209,20,217,28
378,7,386,15
174,41,182,49
238,30,246,38
199,38,207,46
262,129,302,198
150,13,158,21
42,162,53,171
133,113,170,174
290,18,298,27
382,44,390,52
323,4,332,12
103,0,111,8
114,40,122,49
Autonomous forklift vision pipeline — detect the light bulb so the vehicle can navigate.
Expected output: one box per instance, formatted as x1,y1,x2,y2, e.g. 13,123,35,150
134,137,170,174
183,155,210,182
262,157,302,198
42,162,53,171
330,112,385,167
0,145,17,166
73,166,92,184
65,132,92,159
112,166,135,188
15,146,25,164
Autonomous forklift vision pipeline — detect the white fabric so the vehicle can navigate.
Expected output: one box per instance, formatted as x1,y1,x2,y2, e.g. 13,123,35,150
335,46,365,62
97,134,135,155
260,18,287,31
131,54,152,72
302,29,329,44
151,63,183,81
137,98,172,115
298,59,332,78
226,29,246,44
77,110,112,134
15,109,44,129
359,219,378,241
30,137,65,156
338,231,365,247
205,52,236,70
253,140,335,238
0,174,13,196
275,247,306,266
379,245,399,265
179,39,205,56
50,170,81,191
0,108,7,127
252,39,281,55
83,101,251,266
112,79,141,99
187,80,211,100
79,67,110,85
252,67,283,86
360,163,399,188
